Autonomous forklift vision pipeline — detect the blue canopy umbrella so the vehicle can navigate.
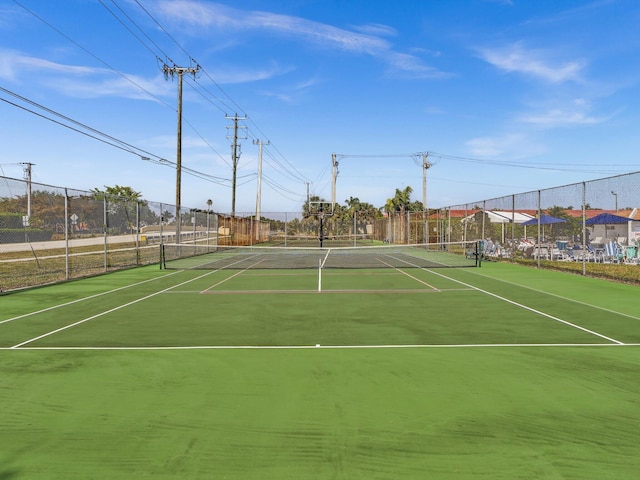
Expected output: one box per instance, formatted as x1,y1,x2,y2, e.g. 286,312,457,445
585,212,630,240
521,214,566,226
585,212,630,225
521,215,567,244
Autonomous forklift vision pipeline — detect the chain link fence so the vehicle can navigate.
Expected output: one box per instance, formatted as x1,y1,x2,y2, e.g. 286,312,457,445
385,171,640,280
0,177,261,291
3,171,640,290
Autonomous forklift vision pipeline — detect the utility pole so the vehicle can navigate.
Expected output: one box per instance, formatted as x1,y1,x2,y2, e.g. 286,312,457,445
422,153,432,244
20,162,34,220
163,63,199,243
226,114,247,217
253,139,269,222
331,153,339,209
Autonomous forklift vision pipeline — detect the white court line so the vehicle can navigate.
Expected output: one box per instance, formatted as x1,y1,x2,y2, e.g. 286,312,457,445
465,268,640,322
10,269,219,349
376,257,440,291
200,269,251,293
380,254,624,345
425,268,625,345
164,287,473,295
0,270,182,326
1,342,639,351
320,249,331,269
200,258,266,293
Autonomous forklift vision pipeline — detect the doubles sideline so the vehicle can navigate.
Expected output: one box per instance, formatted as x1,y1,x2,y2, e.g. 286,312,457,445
1,262,632,349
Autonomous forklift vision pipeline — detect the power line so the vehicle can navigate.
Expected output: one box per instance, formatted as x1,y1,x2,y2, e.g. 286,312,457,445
427,151,631,173
247,121,310,183
131,0,195,64
335,150,632,174
128,0,311,185
12,0,174,111
0,87,231,186
97,1,231,168
99,0,173,64
13,0,310,207
262,175,307,203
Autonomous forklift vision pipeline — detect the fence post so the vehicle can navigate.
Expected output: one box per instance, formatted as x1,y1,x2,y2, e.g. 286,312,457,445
136,200,140,265
65,189,70,280
582,182,587,275
103,195,108,272
159,203,164,247
406,210,410,244
482,200,486,242
536,190,541,268
511,194,515,244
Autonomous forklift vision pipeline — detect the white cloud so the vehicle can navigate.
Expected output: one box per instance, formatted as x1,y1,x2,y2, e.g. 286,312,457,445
351,23,398,37
466,137,505,157
56,73,172,100
210,62,295,84
519,109,609,127
0,49,100,81
0,49,173,100
484,0,514,5
466,133,545,158
477,42,585,83
260,76,322,104
385,52,450,79
157,0,445,78
518,97,614,127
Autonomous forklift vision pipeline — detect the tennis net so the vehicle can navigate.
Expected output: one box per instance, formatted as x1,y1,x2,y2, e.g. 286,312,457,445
267,233,375,247
161,241,480,270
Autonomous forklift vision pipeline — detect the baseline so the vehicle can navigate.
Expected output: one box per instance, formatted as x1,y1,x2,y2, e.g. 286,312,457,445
2,342,638,351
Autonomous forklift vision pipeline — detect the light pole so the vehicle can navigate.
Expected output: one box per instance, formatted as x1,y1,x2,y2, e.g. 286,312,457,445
206,199,213,246
611,191,618,212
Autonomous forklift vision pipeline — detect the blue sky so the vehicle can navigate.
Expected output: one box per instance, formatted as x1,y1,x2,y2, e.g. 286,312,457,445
1,0,640,214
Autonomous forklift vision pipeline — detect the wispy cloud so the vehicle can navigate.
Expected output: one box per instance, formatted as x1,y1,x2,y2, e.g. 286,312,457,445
55,74,172,100
0,5,26,29
466,133,545,158
260,76,322,104
477,42,585,83
210,62,295,84
518,100,613,127
0,49,171,100
351,23,397,37
0,49,99,81
483,0,514,5
157,0,446,78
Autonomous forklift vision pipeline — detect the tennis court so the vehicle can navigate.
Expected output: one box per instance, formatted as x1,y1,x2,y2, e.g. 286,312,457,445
2,246,640,478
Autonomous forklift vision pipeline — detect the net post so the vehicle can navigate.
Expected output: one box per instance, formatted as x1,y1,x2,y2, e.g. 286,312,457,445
318,258,322,292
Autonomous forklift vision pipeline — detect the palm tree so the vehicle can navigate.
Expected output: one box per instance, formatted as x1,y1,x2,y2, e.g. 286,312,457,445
383,186,415,243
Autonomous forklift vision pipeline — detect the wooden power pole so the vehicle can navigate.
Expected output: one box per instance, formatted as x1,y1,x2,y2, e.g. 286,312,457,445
163,64,199,243
226,114,247,217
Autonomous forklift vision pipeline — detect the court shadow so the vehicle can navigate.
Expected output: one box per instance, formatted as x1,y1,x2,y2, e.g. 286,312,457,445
0,469,20,480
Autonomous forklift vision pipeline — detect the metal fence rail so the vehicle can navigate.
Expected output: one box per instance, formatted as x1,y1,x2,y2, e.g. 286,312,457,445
2,171,640,290
0,177,262,291
385,171,640,278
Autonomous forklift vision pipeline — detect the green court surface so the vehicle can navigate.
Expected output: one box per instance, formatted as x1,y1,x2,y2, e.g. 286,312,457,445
2,261,640,478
